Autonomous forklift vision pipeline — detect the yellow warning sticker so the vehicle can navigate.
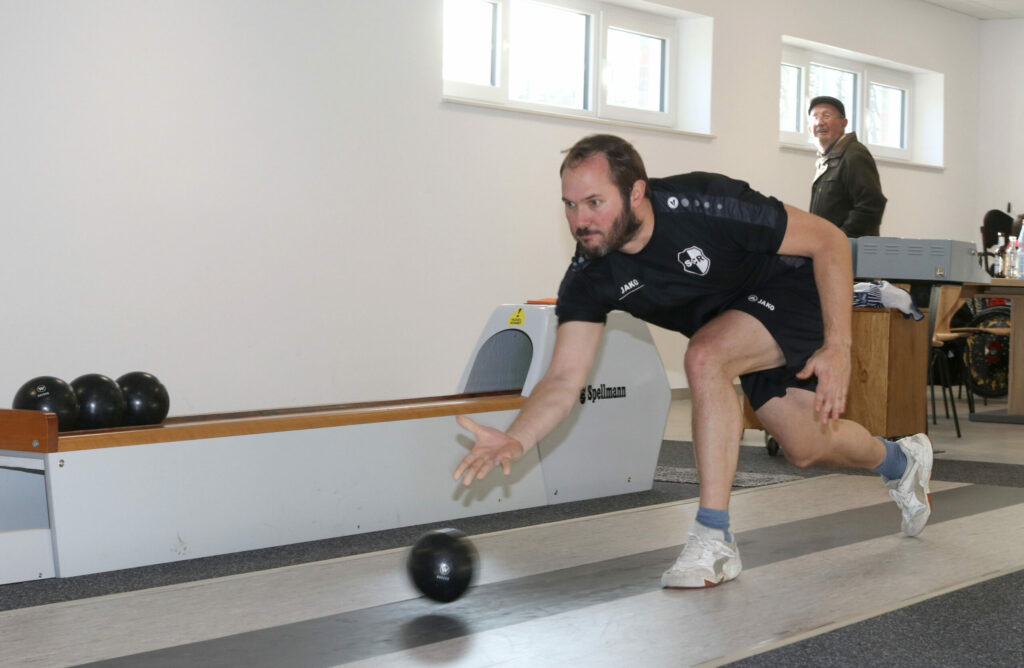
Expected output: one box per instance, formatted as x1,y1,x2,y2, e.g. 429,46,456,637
507,308,525,326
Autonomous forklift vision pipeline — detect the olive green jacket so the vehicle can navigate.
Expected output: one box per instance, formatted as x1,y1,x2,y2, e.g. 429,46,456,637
810,132,886,238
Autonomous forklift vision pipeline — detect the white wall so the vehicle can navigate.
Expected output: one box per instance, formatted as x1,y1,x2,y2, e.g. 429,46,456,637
0,0,987,412
977,19,1024,218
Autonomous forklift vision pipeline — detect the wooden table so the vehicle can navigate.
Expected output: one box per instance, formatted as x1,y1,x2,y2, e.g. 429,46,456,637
961,278,1024,423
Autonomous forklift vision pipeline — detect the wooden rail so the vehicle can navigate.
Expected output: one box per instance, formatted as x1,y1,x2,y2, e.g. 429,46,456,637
0,391,525,454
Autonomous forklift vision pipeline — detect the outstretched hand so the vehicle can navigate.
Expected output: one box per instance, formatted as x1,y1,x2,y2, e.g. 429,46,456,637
453,415,525,486
795,343,850,424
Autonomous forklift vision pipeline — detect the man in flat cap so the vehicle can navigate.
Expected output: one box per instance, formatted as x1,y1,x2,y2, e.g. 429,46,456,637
808,96,886,238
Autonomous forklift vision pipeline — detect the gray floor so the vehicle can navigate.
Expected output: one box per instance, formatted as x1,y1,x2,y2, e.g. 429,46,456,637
1,394,1023,667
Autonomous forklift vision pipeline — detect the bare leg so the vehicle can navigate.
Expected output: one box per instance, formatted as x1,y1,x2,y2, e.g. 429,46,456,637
685,310,789,510
757,386,934,538
661,310,791,589
756,387,886,469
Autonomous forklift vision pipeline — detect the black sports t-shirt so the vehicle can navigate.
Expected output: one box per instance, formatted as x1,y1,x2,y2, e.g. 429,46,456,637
556,172,811,337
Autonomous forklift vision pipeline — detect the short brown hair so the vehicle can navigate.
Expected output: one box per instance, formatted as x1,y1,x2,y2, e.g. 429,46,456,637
560,134,648,203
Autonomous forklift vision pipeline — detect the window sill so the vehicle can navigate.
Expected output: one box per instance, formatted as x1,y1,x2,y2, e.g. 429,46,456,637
444,96,716,141
778,141,944,171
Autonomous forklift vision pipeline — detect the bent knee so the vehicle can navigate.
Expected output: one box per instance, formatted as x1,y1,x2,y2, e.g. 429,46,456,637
774,438,821,468
785,451,819,468
684,341,730,381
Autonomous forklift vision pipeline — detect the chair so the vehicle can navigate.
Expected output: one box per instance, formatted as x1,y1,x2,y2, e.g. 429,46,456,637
929,285,971,437
979,210,1013,276
929,285,1015,438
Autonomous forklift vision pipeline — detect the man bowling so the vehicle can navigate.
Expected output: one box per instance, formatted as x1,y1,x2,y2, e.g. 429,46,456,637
453,134,931,588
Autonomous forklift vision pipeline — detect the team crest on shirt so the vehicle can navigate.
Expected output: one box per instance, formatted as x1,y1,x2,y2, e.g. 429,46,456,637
678,246,710,276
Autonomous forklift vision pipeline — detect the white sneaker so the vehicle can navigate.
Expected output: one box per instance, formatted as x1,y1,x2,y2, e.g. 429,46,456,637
661,523,742,588
886,433,934,537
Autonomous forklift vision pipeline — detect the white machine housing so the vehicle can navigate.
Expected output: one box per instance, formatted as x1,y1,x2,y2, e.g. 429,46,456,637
458,304,672,504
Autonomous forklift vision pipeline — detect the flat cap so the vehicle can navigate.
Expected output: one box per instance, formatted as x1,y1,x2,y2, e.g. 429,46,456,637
808,95,845,117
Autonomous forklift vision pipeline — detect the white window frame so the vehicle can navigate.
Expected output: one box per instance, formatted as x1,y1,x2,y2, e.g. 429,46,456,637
778,62,804,135
807,58,860,132
504,0,597,116
780,42,914,162
443,0,710,134
779,59,807,145
443,0,508,107
863,66,912,160
598,5,675,127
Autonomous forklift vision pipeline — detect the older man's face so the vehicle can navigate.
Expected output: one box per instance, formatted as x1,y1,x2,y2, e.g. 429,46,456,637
808,103,848,152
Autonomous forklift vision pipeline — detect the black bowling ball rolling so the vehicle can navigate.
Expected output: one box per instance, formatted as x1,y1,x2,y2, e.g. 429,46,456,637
71,374,125,430
12,376,80,431
407,528,477,603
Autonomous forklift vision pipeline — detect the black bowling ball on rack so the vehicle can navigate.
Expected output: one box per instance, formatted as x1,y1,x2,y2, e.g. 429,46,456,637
117,371,170,426
12,376,80,431
71,374,125,430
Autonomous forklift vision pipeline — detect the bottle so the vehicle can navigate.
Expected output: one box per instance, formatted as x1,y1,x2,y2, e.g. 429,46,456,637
1016,239,1024,280
994,232,1006,277
1006,237,1018,279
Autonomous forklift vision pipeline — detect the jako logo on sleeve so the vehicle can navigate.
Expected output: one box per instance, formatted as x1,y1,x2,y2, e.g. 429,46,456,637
618,278,643,299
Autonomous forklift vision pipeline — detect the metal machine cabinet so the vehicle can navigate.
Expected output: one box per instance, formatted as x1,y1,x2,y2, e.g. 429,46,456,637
852,237,990,284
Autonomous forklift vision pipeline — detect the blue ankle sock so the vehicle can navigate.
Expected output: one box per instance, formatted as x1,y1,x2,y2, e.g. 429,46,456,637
871,437,907,483
696,506,732,542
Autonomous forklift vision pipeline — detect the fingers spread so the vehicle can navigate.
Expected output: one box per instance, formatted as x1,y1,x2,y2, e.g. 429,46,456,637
461,459,486,486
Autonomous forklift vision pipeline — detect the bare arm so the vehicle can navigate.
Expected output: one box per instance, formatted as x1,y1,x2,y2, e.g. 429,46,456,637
453,320,604,485
778,204,854,423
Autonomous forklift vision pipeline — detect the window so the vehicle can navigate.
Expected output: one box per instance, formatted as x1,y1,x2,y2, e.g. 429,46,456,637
867,83,906,149
779,38,941,165
509,2,589,109
779,63,802,133
442,0,713,134
808,63,858,131
443,0,498,87
605,28,664,112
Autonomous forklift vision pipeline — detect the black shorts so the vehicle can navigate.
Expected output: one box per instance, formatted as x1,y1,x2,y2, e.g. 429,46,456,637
729,263,824,410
